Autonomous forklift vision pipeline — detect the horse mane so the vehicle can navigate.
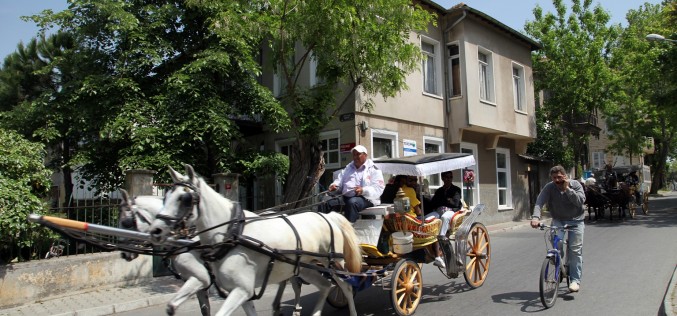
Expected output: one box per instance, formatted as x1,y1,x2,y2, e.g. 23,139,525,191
196,177,234,210
133,196,164,213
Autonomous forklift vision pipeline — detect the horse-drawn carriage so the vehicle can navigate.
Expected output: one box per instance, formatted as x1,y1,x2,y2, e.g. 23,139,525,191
586,165,650,220
28,153,490,316
327,153,490,315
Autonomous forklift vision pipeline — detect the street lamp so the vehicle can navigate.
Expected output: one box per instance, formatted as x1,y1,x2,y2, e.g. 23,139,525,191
646,33,677,43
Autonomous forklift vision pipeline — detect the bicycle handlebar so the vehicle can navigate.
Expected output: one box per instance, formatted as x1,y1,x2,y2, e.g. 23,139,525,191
538,223,578,230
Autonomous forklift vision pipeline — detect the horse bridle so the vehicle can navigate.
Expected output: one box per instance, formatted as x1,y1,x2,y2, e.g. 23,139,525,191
121,196,162,232
156,181,200,232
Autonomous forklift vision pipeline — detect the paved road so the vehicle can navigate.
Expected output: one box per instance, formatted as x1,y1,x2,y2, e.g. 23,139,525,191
119,194,677,315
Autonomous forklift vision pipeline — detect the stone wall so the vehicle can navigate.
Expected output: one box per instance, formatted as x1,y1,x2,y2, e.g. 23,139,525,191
0,252,152,309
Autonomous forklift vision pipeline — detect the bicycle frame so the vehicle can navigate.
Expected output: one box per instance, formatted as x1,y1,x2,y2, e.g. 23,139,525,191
539,223,576,308
545,231,566,282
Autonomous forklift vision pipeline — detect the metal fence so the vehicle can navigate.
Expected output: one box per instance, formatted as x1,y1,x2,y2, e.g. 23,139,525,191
1,195,120,264
8,179,218,264
46,198,121,258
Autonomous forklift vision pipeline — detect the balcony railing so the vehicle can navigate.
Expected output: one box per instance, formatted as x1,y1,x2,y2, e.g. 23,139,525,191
563,113,601,136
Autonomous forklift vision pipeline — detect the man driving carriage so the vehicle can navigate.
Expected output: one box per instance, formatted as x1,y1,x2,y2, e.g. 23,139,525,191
604,164,618,190
327,145,385,223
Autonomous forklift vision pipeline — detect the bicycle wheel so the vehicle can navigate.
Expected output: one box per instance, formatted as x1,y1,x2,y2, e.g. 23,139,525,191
539,256,559,309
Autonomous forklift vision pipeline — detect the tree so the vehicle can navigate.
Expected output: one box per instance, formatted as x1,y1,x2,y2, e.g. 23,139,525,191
189,0,434,206
24,1,290,192
525,0,620,174
0,128,54,263
608,2,677,193
0,32,82,206
527,105,574,166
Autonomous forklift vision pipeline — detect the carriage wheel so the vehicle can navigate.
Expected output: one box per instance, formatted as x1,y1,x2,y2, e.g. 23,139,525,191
464,222,491,289
390,259,422,316
326,284,354,309
642,194,649,215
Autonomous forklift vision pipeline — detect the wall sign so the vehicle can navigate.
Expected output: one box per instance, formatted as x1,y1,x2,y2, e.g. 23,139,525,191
340,143,356,153
403,139,417,157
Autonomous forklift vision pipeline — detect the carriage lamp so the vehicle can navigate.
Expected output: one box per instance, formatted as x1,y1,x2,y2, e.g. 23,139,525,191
393,188,410,214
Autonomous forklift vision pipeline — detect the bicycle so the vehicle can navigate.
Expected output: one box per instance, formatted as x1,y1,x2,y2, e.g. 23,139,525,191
45,239,66,259
538,223,577,308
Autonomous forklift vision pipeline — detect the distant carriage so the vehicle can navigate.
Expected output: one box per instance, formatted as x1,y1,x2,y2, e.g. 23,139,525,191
588,165,650,221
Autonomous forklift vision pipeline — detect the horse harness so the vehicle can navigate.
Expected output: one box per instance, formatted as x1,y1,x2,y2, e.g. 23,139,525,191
162,181,345,301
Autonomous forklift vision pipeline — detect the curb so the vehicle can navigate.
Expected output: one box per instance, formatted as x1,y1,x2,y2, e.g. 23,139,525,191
50,293,176,316
665,264,677,316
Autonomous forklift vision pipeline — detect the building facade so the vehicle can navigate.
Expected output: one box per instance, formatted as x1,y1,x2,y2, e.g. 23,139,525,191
249,2,542,225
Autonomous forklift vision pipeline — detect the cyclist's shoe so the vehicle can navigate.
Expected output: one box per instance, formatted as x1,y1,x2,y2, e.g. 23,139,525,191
433,256,446,269
569,281,580,292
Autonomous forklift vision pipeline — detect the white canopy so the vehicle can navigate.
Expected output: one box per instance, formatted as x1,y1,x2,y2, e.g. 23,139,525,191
373,153,475,177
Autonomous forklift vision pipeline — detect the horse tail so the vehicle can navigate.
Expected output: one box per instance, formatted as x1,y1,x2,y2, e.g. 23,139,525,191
325,212,363,273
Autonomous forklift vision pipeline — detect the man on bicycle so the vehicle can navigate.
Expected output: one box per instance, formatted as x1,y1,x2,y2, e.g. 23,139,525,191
530,165,586,292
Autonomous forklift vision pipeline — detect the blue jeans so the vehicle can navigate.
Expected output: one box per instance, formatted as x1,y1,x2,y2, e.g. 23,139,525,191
552,218,584,284
324,195,373,223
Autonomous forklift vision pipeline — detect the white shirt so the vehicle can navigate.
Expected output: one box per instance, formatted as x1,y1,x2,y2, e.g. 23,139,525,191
342,165,365,197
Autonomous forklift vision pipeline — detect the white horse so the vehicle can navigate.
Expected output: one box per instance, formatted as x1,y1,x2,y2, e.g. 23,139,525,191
118,189,307,316
118,189,212,315
149,165,361,316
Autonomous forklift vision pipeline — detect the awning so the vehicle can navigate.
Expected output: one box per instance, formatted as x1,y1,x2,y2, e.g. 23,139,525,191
518,154,551,162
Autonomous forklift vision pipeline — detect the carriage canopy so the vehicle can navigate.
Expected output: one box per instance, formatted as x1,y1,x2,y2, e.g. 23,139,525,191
592,164,651,192
373,153,475,177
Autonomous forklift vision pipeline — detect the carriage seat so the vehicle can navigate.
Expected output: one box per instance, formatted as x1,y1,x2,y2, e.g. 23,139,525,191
359,204,394,219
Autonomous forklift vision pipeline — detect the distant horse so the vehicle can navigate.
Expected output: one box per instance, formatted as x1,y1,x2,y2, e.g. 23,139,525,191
583,178,610,221
149,165,361,316
603,182,633,220
118,189,306,316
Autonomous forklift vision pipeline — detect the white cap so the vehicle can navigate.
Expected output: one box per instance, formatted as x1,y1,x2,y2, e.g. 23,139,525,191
352,145,367,154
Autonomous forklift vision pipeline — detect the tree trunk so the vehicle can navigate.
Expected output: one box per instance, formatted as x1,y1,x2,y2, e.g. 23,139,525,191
61,138,74,208
282,137,325,210
650,117,674,194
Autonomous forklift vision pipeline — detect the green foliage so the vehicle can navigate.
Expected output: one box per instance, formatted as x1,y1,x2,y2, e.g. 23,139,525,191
14,0,291,190
606,3,664,163
608,1,677,191
527,106,574,167
3,0,433,204
208,0,435,202
258,0,434,129
236,152,290,181
525,0,620,173
0,128,56,263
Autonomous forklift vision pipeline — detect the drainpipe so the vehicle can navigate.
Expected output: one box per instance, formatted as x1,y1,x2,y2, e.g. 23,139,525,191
442,10,467,149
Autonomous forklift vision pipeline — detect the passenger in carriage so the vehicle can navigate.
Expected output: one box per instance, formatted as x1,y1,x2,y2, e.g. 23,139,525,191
328,145,385,223
626,170,641,202
427,171,463,268
400,175,423,217
380,175,400,204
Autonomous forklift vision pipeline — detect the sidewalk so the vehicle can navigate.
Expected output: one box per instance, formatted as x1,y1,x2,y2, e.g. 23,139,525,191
1,218,674,316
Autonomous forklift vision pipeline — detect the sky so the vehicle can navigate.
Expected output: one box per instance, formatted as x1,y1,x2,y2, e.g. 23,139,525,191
0,1,663,61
